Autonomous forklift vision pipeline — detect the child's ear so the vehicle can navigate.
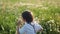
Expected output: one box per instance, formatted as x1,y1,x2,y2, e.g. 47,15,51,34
22,18,26,22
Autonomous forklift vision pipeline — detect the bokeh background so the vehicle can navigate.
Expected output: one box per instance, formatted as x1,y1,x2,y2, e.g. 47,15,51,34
0,0,60,34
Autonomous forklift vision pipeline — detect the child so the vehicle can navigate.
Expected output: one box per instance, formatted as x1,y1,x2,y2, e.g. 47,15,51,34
16,10,43,34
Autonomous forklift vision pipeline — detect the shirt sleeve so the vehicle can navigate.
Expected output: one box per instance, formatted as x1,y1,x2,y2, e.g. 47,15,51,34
19,26,26,34
34,23,43,32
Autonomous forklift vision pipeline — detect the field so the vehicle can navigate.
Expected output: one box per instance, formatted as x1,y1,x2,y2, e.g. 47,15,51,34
0,0,60,34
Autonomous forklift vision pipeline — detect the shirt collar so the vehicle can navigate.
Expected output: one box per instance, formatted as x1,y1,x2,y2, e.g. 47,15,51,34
25,22,35,25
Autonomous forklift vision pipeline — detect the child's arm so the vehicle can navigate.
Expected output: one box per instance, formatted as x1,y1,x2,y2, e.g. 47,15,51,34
16,20,21,34
16,26,20,34
37,24,43,32
38,28,43,32
35,23,43,32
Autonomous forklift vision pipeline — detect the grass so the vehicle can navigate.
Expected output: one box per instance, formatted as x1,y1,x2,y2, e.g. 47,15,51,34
0,0,60,34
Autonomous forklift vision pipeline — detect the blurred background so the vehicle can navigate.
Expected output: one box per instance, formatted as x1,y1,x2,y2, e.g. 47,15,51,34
0,0,60,34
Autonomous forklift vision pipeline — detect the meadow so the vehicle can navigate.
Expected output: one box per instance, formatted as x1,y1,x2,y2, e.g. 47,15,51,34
0,0,60,34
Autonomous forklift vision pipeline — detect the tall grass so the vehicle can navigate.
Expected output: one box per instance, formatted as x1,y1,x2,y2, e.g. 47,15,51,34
0,0,60,34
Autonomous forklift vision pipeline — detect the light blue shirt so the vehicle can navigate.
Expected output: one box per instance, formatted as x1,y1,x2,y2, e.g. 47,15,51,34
19,22,43,34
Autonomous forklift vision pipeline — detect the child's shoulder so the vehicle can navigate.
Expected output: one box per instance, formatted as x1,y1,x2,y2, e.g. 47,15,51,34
32,21,39,25
23,23,31,27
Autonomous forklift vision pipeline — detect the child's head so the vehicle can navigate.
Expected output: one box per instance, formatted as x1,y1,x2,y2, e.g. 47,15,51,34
22,10,33,23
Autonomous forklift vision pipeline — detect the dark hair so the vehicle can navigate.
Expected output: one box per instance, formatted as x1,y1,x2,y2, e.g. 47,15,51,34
22,11,33,23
